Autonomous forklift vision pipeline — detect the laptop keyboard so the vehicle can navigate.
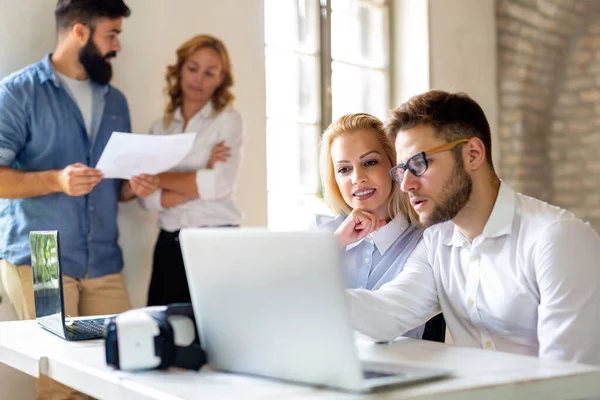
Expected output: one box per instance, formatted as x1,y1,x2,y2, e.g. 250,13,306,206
66,318,106,337
363,370,402,380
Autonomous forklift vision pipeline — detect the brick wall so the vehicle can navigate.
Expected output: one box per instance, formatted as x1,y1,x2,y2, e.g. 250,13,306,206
549,5,600,226
497,0,600,226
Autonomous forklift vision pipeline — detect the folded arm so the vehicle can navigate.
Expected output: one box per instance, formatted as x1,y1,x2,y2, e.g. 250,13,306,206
157,171,199,199
140,112,243,211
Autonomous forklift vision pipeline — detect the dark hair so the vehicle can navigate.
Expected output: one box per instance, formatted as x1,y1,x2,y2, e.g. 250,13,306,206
385,90,494,170
55,0,131,31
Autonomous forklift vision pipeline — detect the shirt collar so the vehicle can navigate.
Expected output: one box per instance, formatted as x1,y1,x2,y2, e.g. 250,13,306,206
38,54,109,94
481,181,516,239
443,181,516,247
38,54,60,87
346,213,410,255
173,102,214,123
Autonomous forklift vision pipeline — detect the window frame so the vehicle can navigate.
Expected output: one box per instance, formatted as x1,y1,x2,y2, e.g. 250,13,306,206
264,0,393,228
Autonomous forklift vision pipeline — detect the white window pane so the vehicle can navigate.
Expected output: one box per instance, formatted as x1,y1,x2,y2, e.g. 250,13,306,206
331,4,386,68
265,47,320,123
331,0,350,12
267,120,320,193
268,192,331,230
265,0,319,53
332,0,386,11
331,62,389,121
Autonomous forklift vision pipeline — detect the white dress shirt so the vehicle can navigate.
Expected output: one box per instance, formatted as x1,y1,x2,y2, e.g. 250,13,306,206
347,182,600,365
140,103,243,230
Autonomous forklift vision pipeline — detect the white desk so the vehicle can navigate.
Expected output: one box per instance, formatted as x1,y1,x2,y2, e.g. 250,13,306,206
1,320,600,400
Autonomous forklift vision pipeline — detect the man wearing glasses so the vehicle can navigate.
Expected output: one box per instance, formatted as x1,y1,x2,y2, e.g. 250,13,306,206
346,90,600,366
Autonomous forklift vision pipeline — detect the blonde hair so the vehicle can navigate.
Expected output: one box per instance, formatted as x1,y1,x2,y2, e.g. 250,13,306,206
163,34,235,125
319,113,418,223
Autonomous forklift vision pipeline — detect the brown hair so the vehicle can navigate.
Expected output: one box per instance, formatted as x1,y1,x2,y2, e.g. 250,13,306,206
385,90,494,170
164,34,234,125
320,113,418,223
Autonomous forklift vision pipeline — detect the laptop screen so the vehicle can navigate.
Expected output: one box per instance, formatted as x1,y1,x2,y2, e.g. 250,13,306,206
30,231,65,335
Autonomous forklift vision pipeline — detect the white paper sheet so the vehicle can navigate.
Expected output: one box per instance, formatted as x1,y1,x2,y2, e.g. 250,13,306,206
95,132,196,179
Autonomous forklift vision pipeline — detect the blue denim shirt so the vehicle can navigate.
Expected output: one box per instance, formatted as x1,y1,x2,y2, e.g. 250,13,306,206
0,55,131,278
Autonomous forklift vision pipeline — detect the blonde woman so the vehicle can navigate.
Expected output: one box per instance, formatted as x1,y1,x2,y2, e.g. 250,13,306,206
140,34,243,306
315,113,424,337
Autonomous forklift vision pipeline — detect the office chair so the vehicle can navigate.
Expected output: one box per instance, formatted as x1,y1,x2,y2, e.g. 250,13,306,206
421,313,446,343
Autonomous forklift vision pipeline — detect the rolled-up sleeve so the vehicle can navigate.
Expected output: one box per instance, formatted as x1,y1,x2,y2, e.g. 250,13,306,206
346,240,440,341
535,219,600,365
195,110,243,201
0,85,28,166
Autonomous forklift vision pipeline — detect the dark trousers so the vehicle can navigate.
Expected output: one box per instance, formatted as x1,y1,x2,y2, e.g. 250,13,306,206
147,230,190,306
147,227,238,307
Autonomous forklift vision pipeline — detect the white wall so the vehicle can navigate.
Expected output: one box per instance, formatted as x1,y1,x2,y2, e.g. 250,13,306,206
428,0,500,167
391,0,430,106
0,2,57,77
391,0,498,166
0,1,265,397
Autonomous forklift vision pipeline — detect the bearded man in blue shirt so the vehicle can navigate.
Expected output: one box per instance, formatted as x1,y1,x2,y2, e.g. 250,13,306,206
0,0,158,327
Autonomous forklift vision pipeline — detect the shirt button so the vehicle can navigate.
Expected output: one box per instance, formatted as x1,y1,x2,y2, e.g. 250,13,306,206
484,341,493,349
89,206,94,211
467,299,474,307
470,255,478,262
364,258,370,263
88,234,92,240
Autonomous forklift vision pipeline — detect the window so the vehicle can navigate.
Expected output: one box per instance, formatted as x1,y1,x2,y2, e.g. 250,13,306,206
265,0,391,229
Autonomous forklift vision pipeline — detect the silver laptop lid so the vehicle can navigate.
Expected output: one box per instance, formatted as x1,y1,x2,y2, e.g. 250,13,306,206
29,230,66,337
180,228,365,391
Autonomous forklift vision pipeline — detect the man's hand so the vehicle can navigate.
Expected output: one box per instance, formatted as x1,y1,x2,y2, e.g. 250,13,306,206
207,140,231,169
56,163,104,196
129,174,159,198
334,209,386,248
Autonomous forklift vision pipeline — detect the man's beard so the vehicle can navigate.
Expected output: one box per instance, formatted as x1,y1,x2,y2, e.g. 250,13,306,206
78,37,116,85
420,160,473,228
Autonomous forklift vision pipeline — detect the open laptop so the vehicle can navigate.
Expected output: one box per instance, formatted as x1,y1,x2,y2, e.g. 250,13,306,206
179,228,450,392
29,230,108,341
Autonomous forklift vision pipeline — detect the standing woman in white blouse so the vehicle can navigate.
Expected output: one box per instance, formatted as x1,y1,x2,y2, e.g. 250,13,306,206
141,34,243,306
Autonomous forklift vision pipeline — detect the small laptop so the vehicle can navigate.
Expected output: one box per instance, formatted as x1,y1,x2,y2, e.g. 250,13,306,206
29,230,108,341
179,228,450,392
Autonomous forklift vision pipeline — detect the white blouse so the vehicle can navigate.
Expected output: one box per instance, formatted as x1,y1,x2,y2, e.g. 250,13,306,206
140,103,243,230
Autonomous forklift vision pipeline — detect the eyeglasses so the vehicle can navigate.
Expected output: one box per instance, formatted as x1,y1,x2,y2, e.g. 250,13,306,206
389,139,470,184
